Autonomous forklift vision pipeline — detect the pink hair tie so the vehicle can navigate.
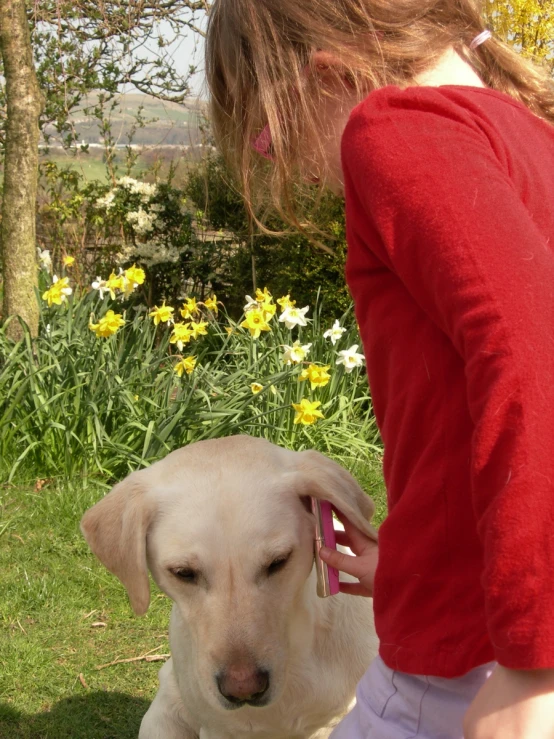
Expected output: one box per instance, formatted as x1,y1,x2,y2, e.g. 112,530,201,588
252,124,274,161
470,29,492,50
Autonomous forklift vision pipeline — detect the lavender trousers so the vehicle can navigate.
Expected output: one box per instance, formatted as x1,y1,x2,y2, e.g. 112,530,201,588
330,656,496,739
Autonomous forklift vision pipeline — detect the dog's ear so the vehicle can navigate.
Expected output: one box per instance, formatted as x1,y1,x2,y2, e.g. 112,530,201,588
80,471,153,615
293,450,378,542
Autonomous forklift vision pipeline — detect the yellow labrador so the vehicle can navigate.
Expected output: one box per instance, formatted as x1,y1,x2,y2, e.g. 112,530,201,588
81,435,379,739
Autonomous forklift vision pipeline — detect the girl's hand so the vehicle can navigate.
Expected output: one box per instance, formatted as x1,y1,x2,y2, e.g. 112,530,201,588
464,665,554,738
318,507,378,597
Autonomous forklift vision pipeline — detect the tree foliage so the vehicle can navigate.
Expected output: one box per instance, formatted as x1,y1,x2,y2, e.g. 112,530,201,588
486,0,554,70
0,0,208,151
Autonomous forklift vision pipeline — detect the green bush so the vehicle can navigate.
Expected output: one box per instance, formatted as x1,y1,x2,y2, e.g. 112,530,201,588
185,154,352,318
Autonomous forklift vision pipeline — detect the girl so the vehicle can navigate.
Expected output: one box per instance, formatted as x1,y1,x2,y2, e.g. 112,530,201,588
205,1,554,737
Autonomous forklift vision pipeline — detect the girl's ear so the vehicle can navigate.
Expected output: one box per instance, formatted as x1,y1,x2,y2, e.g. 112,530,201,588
308,50,354,89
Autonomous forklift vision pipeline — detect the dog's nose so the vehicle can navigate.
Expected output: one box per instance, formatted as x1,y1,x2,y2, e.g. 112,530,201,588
217,666,270,703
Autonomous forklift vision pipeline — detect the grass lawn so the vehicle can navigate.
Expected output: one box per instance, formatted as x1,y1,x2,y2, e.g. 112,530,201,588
0,455,385,739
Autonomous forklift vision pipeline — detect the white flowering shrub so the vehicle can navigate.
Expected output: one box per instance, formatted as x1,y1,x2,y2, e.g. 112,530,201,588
92,176,190,268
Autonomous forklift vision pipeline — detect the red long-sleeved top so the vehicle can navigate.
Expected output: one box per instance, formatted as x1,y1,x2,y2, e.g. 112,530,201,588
342,84,554,677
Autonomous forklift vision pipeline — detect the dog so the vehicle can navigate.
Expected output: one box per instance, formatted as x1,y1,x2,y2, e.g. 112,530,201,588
81,435,379,738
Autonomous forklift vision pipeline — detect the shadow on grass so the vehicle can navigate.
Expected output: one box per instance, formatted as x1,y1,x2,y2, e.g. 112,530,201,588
0,691,150,739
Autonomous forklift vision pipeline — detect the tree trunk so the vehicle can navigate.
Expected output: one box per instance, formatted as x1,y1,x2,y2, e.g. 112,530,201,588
0,0,43,340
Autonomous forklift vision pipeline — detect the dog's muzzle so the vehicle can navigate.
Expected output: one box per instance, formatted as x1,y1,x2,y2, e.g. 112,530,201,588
216,666,271,708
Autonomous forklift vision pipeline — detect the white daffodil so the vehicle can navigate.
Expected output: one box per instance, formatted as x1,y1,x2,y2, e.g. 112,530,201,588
336,344,365,373
282,341,312,365
279,305,310,330
37,248,52,272
323,319,347,346
91,277,109,299
243,294,258,312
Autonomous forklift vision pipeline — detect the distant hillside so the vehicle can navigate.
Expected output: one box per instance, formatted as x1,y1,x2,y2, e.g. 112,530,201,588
43,92,207,149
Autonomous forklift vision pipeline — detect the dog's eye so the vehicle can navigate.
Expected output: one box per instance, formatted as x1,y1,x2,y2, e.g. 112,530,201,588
267,554,291,576
172,567,198,584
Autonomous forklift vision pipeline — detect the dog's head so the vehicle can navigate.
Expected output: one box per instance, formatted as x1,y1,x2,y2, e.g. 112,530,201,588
81,435,376,711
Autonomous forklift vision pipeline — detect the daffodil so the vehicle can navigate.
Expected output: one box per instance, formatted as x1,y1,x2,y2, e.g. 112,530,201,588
180,297,199,320
62,255,75,267
174,356,197,376
256,287,276,321
91,277,109,299
124,264,146,295
170,323,194,350
241,308,271,339
244,287,276,322
298,364,331,390
42,276,72,307
336,345,365,373
203,294,218,314
250,382,264,394
279,305,310,330
282,340,312,365
261,302,276,321
323,319,347,346
89,310,125,338
189,320,208,339
277,294,296,312
292,398,325,425
106,270,126,299
37,248,52,272
255,287,272,303
149,302,175,326
243,295,258,312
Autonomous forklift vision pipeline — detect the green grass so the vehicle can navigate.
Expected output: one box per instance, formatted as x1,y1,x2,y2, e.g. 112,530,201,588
0,481,171,738
0,455,385,739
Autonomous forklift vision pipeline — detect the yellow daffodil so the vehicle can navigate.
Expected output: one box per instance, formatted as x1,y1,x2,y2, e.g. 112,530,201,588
261,301,276,321
240,308,271,339
255,287,271,302
180,297,199,320
125,264,146,289
203,294,218,314
42,276,72,306
292,398,325,425
189,320,208,340
298,364,331,390
106,271,126,299
245,287,276,322
255,287,276,321
170,323,194,350
89,310,125,338
250,382,264,394
174,356,197,377
277,294,296,312
149,302,174,326
62,255,75,267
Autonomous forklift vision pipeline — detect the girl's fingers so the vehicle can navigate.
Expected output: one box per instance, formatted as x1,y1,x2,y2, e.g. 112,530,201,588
332,507,376,550
339,581,373,597
319,546,368,580
334,530,352,548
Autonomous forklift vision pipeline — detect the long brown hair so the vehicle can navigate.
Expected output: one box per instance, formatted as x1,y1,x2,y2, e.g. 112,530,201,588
206,0,554,220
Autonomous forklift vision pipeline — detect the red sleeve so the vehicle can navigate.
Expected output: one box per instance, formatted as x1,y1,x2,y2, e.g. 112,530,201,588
342,89,554,669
